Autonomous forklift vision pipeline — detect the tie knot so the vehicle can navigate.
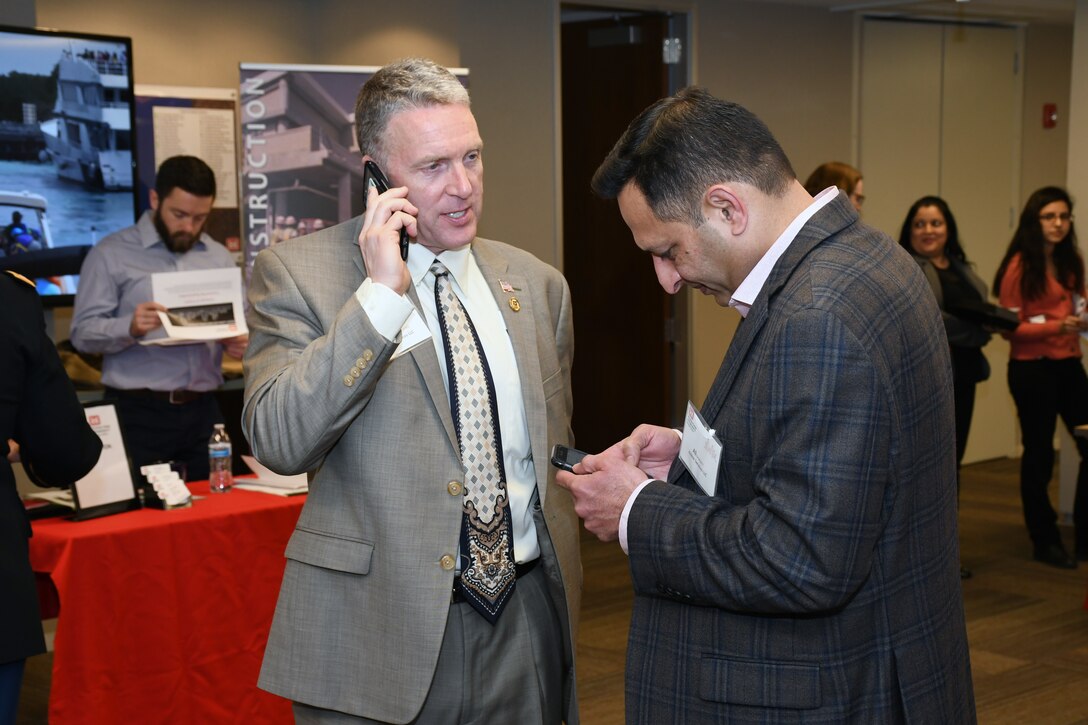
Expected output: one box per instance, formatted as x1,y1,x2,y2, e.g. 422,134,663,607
430,260,449,279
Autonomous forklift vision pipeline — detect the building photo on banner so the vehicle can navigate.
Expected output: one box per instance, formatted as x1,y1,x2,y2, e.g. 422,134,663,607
237,63,469,278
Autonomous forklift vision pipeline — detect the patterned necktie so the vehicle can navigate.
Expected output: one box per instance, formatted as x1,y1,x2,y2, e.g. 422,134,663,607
431,261,516,623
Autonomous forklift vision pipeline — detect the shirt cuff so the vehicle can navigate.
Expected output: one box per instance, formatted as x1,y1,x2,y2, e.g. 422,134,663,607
618,479,655,555
355,278,414,341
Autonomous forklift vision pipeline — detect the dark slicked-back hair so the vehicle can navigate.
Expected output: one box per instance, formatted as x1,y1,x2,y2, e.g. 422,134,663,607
591,87,796,226
354,57,470,166
155,155,216,199
993,186,1082,300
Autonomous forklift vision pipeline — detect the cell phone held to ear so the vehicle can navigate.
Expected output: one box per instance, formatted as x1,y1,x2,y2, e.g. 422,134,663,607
362,159,409,261
550,444,587,473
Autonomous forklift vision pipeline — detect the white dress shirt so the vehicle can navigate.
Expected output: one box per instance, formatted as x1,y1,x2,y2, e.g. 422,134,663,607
355,242,540,565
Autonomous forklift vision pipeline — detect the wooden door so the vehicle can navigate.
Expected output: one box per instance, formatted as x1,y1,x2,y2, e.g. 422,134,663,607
561,8,685,454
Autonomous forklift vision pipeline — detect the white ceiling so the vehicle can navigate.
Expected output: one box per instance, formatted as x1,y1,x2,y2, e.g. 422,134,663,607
743,0,1074,24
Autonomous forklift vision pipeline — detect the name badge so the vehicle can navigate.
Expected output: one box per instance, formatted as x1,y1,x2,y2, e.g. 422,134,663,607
678,401,722,496
392,309,432,360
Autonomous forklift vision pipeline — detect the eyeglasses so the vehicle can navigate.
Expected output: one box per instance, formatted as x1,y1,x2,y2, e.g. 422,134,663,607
1039,212,1074,223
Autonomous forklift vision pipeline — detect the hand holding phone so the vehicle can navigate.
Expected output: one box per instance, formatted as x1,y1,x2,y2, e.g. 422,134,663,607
362,160,410,261
550,444,587,473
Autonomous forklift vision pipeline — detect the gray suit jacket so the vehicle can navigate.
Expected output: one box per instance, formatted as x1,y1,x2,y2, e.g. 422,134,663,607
243,218,581,723
624,194,975,723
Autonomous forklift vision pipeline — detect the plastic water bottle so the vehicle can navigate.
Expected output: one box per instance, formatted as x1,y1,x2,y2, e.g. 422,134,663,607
208,423,233,493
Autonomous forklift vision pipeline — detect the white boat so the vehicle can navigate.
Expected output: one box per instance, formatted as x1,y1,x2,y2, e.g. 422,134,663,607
41,49,132,191
0,189,77,294
0,190,52,252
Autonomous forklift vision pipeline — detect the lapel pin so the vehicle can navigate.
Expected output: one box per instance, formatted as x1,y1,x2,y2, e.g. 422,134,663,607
499,279,520,293
509,297,521,312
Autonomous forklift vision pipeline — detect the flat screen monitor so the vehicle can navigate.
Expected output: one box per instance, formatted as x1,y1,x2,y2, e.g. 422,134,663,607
0,24,138,307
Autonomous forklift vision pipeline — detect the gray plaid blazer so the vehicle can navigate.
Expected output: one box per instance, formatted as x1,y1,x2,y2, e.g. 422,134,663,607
624,193,976,724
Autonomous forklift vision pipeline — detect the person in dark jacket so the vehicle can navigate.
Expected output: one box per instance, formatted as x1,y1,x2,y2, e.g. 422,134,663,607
898,196,992,579
0,271,102,720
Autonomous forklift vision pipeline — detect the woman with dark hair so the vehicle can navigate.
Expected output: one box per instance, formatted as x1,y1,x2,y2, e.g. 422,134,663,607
803,161,864,211
899,196,991,579
993,186,1088,569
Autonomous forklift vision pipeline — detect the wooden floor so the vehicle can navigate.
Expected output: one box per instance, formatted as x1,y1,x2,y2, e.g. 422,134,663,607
16,458,1088,723
574,457,1088,724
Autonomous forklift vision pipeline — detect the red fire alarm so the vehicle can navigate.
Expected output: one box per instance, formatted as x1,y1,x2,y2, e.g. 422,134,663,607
1043,103,1058,129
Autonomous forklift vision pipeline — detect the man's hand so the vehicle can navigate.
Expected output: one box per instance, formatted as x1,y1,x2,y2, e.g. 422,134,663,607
555,454,649,542
555,424,680,542
606,423,682,480
221,334,249,360
359,185,418,295
6,439,19,463
129,301,167,337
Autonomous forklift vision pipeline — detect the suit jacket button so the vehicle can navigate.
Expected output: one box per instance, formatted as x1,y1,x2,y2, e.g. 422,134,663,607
356,357,365,368
447,480,463,496
351,367,361,379
440,554,456,571
343,375,353,387
362,349,374,362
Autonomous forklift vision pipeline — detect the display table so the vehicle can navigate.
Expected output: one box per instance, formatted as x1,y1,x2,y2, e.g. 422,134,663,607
29,481,304,724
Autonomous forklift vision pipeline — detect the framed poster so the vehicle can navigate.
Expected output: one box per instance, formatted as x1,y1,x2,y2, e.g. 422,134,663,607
70,402,141,520
134,85,241,264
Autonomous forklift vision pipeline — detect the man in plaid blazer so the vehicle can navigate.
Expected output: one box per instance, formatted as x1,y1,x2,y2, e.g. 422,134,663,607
557,88,975,723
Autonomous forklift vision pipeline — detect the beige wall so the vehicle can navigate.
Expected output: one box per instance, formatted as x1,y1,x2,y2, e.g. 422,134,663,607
37,0,459,84
687,1,856,403
697,1,855,182
25,0,1076,413
458,0,560,267
309,0,461,69
37,0,315,86
1022,23,1074,203
1059,0,1088,514
1071,0,1088,202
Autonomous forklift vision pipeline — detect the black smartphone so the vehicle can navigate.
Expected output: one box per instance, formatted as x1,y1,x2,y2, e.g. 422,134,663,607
550,444,587,472
362,159,409,260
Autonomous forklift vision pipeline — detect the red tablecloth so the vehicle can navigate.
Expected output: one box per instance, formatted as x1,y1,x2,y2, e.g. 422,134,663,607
29,482,304,724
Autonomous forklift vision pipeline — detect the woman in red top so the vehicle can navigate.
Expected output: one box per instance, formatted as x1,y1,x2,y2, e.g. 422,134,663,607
994,186,1088,568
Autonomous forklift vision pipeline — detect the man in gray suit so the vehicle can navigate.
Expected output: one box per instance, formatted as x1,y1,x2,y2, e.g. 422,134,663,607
557,88,975,722
244,58,581,724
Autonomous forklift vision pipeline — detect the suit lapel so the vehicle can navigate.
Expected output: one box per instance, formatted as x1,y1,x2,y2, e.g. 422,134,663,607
473,241,550,503
669,195,858,489
348,227,459,452
406,283,459,451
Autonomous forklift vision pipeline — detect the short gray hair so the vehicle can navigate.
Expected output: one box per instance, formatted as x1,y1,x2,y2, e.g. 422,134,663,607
354,58,470,164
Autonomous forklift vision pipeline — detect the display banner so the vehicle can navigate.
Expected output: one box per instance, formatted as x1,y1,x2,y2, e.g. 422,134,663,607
238,63,468,279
